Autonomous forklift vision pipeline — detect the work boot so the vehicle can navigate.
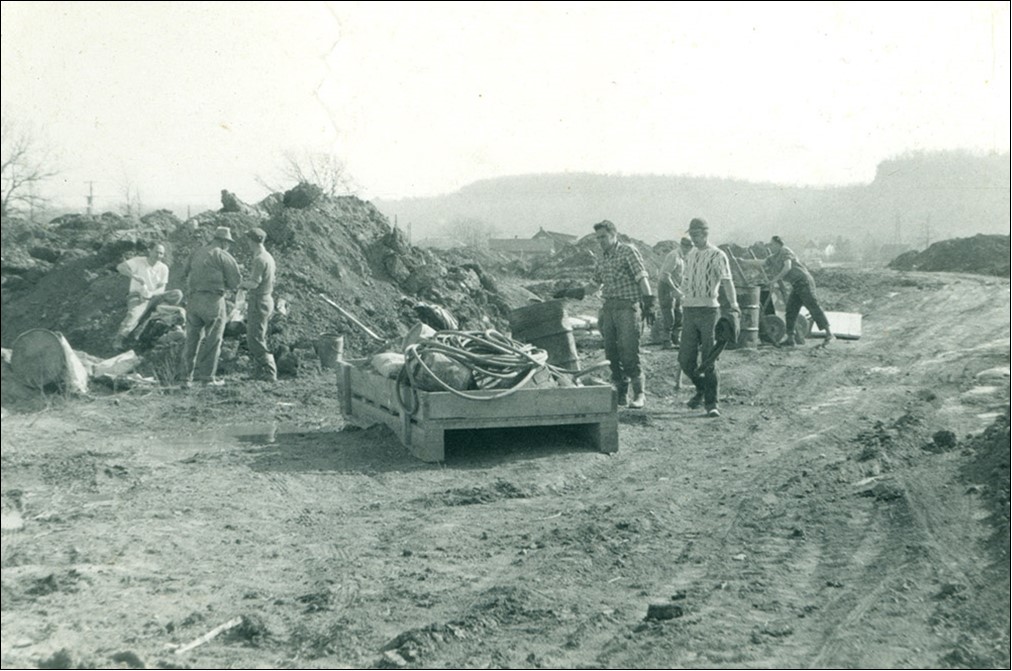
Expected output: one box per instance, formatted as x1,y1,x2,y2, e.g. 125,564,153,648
707,407,721,418
616,384,629,406
686,391,704,409
629,392,646,409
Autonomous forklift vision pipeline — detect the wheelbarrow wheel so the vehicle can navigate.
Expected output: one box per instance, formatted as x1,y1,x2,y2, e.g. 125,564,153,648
759,315,786,345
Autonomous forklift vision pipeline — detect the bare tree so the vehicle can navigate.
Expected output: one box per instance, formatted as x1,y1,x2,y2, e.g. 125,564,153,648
1,113,59,219
444,217,499,249
257,149,356,196
119,174,143,218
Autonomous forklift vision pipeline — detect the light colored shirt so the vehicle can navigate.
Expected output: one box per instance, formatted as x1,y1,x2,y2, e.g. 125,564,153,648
764,246,813,285
121,256,168,299
658,248,685,288
247,248,276,299
682,244,732,308
593,241,649,300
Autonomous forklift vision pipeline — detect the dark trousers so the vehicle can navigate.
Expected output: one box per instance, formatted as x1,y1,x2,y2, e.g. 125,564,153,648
679,307,720,410
180,292,226,382
658,281,683,344
785,278,830,334
599,298,644,395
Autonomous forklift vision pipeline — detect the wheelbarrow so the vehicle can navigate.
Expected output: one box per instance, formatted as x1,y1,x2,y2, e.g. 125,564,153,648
758,284,808,346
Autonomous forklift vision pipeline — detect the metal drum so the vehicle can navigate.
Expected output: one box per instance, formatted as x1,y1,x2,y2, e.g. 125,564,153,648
736,286,761,349
509,299,580,371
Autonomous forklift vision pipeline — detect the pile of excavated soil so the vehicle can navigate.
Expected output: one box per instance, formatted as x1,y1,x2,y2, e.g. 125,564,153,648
961,408,1011,560
888,234,1010,276
0,190,535,369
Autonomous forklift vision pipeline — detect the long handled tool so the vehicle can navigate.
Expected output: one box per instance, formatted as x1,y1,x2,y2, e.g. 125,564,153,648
318,293,386,342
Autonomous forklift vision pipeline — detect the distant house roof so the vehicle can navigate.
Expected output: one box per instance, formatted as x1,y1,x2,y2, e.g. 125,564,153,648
533,228,578,245
488,238,555,254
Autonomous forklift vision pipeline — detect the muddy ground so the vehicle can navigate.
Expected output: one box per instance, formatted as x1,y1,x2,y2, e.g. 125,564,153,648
1,267,1009,669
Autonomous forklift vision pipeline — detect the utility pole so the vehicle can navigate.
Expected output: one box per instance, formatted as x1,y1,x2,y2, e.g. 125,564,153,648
85,181,94,215
923,215,932,249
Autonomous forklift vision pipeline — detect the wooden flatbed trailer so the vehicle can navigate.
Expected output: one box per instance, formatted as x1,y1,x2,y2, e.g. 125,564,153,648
338,361,619,462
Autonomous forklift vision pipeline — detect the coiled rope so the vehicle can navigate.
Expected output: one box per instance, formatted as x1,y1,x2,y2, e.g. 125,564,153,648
395,329,583,415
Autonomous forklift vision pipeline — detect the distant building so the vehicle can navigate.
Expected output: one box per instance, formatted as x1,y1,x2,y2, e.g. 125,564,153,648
532,227,578,253
488,237,555,259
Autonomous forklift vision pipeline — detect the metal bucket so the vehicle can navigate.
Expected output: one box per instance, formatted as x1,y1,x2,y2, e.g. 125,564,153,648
509,300,580,370
315,333,344,369
736,286,760,350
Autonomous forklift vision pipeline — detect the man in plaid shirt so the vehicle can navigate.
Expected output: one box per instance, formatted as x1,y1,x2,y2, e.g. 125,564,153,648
556,220,656,408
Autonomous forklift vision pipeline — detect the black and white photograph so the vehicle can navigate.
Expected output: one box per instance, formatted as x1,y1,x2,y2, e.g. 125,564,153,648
1,2,1009,668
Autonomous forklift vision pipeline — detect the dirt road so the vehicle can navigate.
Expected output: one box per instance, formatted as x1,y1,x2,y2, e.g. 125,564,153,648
1,268,1008,669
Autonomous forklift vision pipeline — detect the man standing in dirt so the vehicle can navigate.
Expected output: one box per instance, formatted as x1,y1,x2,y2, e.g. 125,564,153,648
765,235,835,347
240,228,277,382
179,226,242,387
676,218,739,418
113,243,183,351
656,236,693,349
556,220,655,408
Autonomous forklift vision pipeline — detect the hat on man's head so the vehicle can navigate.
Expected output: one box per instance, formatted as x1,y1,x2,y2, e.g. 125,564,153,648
247,227,266,243
688,217,709,232
593,219,617,234
679,236,693,248
213,226,234,242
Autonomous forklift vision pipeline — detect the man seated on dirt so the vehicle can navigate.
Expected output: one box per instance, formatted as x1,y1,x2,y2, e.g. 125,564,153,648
178,226,242,387
764,235,835,347
240,228,277,382
113,243,183,351
674,218,740,418
656,236,694,349
553,220,655,409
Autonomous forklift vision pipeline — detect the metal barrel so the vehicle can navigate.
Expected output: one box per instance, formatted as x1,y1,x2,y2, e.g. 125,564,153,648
736,286,761,349
509,299,580,370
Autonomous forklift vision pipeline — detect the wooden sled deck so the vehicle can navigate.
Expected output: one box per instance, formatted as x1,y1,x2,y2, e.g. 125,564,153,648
338,362,618,462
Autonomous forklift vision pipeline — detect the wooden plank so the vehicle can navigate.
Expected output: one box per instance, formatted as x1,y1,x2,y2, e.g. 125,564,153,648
588,416,619,454
407,424,445,462
806,310,862,339
418,414,612,430
422,385,613,420
339,363,353,416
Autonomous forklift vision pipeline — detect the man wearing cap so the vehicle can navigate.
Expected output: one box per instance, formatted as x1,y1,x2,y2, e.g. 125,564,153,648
240,227,277,382
656,236,694,349
554,220,655,408
764,235,835,347
112,243,183,351
179,226,242,386
676,218,739,417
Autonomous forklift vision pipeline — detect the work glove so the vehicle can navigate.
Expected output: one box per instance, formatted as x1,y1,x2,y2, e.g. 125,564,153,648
552,286,586,301
640,294,656,328
716,308,740,346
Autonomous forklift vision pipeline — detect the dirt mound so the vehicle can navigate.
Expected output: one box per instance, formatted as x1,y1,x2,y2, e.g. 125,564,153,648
1,190,532,367
887,234,1010,276
961,408,1011,560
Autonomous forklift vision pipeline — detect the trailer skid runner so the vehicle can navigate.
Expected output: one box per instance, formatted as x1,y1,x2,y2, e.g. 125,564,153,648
338,362,618,462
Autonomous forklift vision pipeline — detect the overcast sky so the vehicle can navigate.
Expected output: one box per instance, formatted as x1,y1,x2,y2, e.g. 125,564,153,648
2,1,1009,213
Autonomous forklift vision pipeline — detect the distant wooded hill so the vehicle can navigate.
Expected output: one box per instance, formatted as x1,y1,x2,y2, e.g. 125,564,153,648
375,150,1010,249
